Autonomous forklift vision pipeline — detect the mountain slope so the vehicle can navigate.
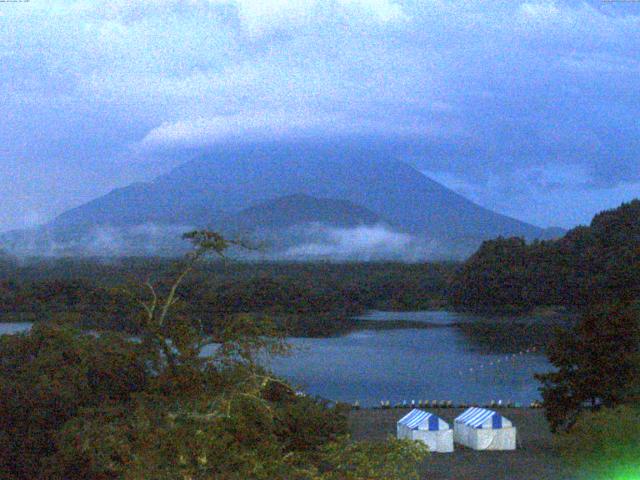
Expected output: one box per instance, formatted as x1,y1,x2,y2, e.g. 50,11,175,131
3,142,561,258
51,143,547,241
225,194,385,232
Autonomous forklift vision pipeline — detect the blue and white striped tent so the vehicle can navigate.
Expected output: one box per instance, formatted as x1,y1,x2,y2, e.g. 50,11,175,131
398,409,449,431
454,407,512,429
454,408,516,450
397,409,454,452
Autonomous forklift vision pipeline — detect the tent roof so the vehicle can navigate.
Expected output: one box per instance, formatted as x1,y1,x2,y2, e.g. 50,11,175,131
454,407,512,429
397,409,450,431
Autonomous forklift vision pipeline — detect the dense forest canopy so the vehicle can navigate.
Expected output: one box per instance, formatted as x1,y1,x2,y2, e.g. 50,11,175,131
1,201,639,476
2,200,638,330
0,260,454,337
450,200,640,313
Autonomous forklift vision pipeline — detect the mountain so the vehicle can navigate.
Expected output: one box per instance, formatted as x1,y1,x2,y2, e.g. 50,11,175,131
226,194,384,232
540,226,566,239
2,142,559,258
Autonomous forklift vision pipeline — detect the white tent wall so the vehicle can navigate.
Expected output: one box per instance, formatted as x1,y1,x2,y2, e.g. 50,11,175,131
411,429,454,453
453,423,467,447
397,421,413,440
454,424,516,450
397,423,414,441
437,430,455,453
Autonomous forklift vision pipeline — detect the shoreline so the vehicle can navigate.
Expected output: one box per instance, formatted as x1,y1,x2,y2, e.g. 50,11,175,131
348,407,574,480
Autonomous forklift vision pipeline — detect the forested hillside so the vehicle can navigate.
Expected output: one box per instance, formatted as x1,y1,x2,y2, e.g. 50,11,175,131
450,200,640,313
0,260,453,337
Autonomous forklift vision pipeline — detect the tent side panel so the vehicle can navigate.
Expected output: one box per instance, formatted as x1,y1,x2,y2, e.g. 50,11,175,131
412,430,437,452
495,427,516,450
453,423,471,448
454,424,517,450
412,430,453,453
469,427,517,450
436,429,454,453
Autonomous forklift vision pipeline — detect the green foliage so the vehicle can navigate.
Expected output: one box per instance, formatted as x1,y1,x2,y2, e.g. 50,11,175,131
45,394,426,480
447,200,640,450
536,302,640,432
450,200,640,313
0,232,429,479
314,436,429,480
47,392,341,480
0,324,149,479
556,405,640,478
449,237,534,313
0,248,17,275
0,261,453,336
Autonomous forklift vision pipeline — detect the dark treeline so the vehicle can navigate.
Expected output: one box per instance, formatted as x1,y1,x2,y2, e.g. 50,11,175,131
450,200,640,313
0,259,454,336
446,199,640,438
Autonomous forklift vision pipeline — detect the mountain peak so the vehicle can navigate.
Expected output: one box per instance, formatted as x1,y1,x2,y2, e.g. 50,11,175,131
4,143,549,258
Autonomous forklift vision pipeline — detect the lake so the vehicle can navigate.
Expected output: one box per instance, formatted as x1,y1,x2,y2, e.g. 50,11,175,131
266,311,553,407
0,311,553,407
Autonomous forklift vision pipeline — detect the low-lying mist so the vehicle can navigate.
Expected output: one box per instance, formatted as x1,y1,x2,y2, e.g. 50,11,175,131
280,223,445,261
1,222,468,262
1,224,194,258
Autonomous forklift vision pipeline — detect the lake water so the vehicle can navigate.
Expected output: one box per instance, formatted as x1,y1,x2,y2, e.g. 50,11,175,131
0,311,553,407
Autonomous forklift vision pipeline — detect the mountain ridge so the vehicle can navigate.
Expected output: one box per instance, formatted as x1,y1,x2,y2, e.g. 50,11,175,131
3,143,564,258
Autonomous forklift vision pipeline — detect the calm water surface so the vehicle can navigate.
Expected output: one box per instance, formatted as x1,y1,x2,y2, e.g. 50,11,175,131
0,311,552,407
269,311,552,406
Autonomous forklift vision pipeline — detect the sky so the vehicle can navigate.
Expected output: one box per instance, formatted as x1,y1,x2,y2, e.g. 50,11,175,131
1,0,640,232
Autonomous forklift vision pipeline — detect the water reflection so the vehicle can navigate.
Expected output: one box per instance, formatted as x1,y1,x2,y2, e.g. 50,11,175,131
0,311,557,407
267,311,559,406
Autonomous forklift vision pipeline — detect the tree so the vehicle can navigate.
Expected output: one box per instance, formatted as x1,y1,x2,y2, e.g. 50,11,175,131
536,302,640,432
449,237,532,312
0,247,17,276
556,405,640,478
0,230,429,479
450,199,640,313
0,325,149,479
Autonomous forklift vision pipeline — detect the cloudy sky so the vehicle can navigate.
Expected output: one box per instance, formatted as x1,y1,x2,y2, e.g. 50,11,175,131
1,0,639,232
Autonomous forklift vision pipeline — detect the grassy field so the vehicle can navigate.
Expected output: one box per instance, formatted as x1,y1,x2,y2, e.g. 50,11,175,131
348,408,576,480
